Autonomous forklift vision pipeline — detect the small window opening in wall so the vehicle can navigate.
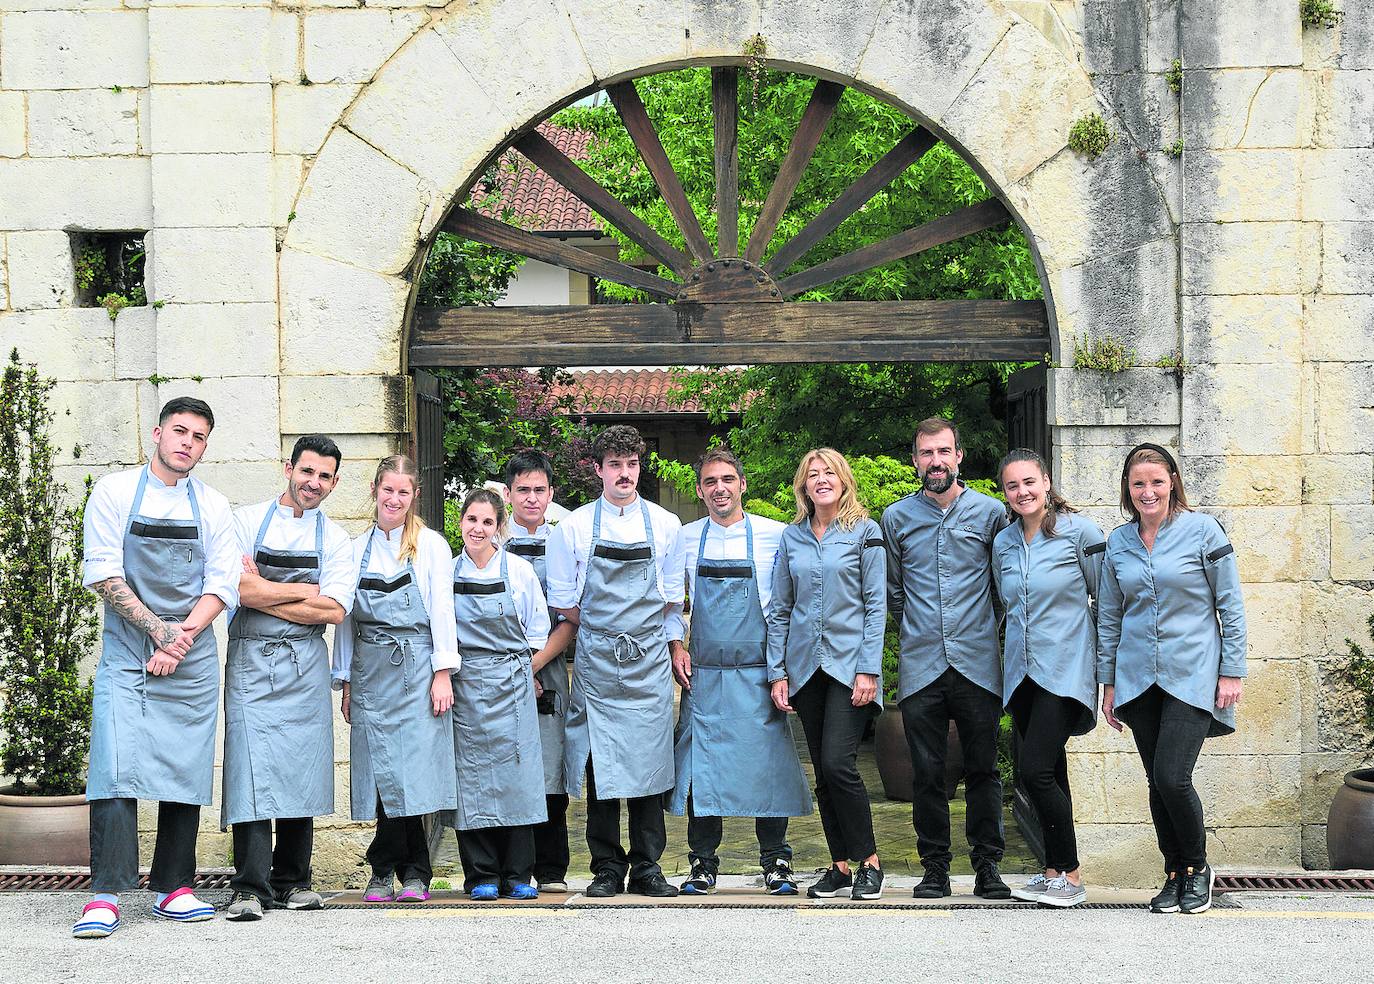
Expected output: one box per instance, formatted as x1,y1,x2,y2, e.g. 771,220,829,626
70,231,148,321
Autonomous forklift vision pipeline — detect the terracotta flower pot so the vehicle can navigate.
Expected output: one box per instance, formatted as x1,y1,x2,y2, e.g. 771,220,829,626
1326,768,1374,870
0,788,91,866
873,708,962,802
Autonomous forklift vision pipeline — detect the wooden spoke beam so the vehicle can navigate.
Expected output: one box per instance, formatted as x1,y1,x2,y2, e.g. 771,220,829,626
764,127,939,274
776,198,1011,298
712,67,739,258
511,129,693,278
441,208,680,300
410,299,1049,366
744,79,845,264
606,81,714,263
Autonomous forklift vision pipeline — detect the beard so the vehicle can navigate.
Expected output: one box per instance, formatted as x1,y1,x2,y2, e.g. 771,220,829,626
921,465,957,494
155,446,193,476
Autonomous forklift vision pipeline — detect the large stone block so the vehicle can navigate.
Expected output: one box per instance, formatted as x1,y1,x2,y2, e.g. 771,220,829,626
1183,293,1302,365
1302,581,1374,660
1320,221,1374,296
1302,150,1374,223
146,227,276,304
156,302,279,378
151,153,273,228
1228,659,1303,756
324,457,390,523
1314,362,1374,454
1302,454,1374,506
280,374,408,436
155,375,280,463
1052,442,1124,507
1049,238,1179,365
149,84,273,154
1074,822,1164,887
1331,505,1374,581
49,380,143,466
0,308,113,380
1184,149,1300,223
562,0,687,83
756,0,885,81
4,230,74,310
1209,503,1320,584
0,10,149,89
1306,294,1374,362
1312,67,1374,148
272,155,305,228
1332,4,1374,70
0,157,153,231
1068,751,1151,824
1208,825,1301,870
148,7,272,83
1079,0,1146,74
1302,752,1369,825
113,305,156,381
273,82,359,156
1050,367,1180,428
1051,424,1180,448
26,88,139,157
1193,752,1300,827
1181,0,1302,69
0,92,23,158
1184,68,1309,149
1185,454,1301,507
1180,221,1319,296
1239,581,1302,662
279,249,407,376
304,7,427,85
191,459,285,514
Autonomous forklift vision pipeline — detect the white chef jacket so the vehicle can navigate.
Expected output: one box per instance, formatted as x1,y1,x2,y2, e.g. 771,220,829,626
544,494,685,612
455,547,551,652
233,498,356,613
666,513,786,643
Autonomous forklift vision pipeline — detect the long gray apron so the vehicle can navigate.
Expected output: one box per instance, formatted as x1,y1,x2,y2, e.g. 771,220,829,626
507,534,569,796
670,517,812,818
562,499,674,800
221,507,333,827
88,467,219,805
347,530,457,821
447,549,546,830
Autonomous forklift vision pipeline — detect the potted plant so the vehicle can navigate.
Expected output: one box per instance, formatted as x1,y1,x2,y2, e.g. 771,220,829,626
0,350,99,865
1326,613,1374,869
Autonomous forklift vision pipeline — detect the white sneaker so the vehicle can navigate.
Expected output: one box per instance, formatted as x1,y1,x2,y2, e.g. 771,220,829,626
1010,872,1050,902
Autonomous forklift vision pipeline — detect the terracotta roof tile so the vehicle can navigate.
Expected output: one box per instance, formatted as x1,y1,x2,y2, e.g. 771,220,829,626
474,123,601,234
553,369,704,415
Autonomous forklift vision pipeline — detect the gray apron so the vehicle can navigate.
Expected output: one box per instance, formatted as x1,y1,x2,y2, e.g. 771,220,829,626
88,467,219,804
670,517,812,818
507,534,570,796
446,549,546,830
562,499,674,800
346,530,457,821
221,506,333,827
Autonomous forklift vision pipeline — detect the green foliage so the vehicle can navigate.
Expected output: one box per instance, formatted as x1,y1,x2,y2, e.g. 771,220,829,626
1163,139,1184,158
1165,58,1183,95
442,498,463,554
1154,349,1192,381
74,235,147,314
649,452,699,501
1072,335,1135,373
430,878,452,891
417,235,524,308
1068,113,1112,159
73,248,106,292
98,286,147,322
0,350,98,795
1300,0,1342,29
1342,615,1374,752
147,373,171,386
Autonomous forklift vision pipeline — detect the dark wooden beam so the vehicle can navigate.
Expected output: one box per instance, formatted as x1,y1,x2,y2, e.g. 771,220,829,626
441,208,680,300
606,81,714,263
743,79,844,264
410,299,1050,366
776,198,1011,298
712,67,739,258
511,129,693,277
764,127,939,274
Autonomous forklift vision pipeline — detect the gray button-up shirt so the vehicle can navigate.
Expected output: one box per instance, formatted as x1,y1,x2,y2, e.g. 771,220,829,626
881,485,1009,701
766,518,887,704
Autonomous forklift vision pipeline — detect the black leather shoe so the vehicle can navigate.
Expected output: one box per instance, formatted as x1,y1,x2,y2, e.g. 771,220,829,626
584,869,622,898
1178,864,1214,914
973,863,1011,900
806,864,853,898
1150,871,1182,913
911,866,951,899
627,872,679,897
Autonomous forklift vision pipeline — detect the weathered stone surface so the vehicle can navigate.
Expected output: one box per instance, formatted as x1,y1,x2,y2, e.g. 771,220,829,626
4,230,74,310
1240,581,1303,662
1181,0,1302,69
0,236,9,308
1067,751,1151,825
1051,424,1180,448
325,457,392,522
279,249,407,376
156,375,280,463
1302,149,1374,223
0,92,23,158
272,155,305,228
1194,752,1300,827
1049,239,1179,364
1184,68,1309,149
1301,823,1329,869
49,380,143,466
26,88,139,157
1333,4,1374,71
148,7,273,83
1319,221,1374,295
1202,504,1307,583
1186,454,1301,507
1183,293,1302,365
272,82,360,156
1228,659,1303,756
1079,0,1146,75
0,10,148,89
191,459,286,515
1302,753,1370,825
1302,581,1374,660
1207,825,1301,870
280,374,408,435
0,157,153,231
151,153,273,228
156,302,279,378
756,0,885,81
1302,454,1374,506
1314,362,1374,454
304,7,427,85
1312,68,1374,148
113,306,156,381
1306,294,1374,361
1184,149,1301,223
149,84,273,154
1302,658,1374,756
1180,221,1319,296
0,308,113,380
562,0,688,83
1331,505,1374,581
1072,822,1160,887
1053,442,1124,508
1050,368,1180,428
146,227,276,304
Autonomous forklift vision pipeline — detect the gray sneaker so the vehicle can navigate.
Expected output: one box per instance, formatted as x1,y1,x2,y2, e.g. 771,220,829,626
1010,872,1050,902
275,888,324,911
538,880,569,893
1038,874,1087,908
225,892,263,922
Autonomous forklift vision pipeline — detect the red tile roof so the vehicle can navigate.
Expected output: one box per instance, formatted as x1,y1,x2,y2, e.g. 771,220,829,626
553,370,705,415
474,123,602,234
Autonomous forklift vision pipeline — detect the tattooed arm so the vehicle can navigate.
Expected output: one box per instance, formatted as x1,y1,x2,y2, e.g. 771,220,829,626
92,577,194,658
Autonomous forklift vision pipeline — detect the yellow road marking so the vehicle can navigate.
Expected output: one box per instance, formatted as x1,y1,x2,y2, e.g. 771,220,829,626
1202,910,1374,921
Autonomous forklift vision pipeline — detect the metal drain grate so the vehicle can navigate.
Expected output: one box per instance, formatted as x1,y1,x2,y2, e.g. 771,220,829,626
0,869,233,892
323,898,1239,912
1216,873,1374,892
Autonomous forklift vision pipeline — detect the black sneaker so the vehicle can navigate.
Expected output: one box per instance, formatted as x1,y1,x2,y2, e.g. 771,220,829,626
627,872,679,897
973,862,1011,900
806,865,853,898
1150,871,1182,913
911,866,951,899
850,863,884,900
584,869,622,898
680,862,716,895
1179,864,1214,914
764,859,799,896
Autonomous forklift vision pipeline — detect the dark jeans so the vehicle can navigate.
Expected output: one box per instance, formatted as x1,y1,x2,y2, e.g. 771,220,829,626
1008,680,1081,873
791,672,878,863
230,817,314,904
532,793,570,884
584,758,667,883
457,825,535,892
365,799,431,885
685,794,791,872
900,667,1005,870
1120,685,1212,872
89,798,200,894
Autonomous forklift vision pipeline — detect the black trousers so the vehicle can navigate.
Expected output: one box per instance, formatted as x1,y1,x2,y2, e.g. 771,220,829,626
685,794,791,872
790,673,878,863
230,817,314,903
584,758,666,883
900,667,1005,870
365,799,431,885
1120,685,1212,872
1008,680,1081,873
89,798,200,894
458,825,535,891
532,793,570,883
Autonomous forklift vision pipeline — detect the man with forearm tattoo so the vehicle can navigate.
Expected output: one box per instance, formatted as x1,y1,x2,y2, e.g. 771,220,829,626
73,397,241,940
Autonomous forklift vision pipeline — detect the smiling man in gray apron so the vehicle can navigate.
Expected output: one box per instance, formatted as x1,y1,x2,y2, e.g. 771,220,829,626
545,425,684,898
222,435,356,922
666,448,812,896
74,398,241,940
501,450,578,893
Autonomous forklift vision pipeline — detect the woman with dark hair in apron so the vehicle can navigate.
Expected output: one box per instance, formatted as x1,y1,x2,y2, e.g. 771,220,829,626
449,489,550,901
333,456,459,904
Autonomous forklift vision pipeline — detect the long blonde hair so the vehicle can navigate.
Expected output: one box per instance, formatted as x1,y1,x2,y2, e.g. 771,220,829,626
791,448,869,531
372,455,425,563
